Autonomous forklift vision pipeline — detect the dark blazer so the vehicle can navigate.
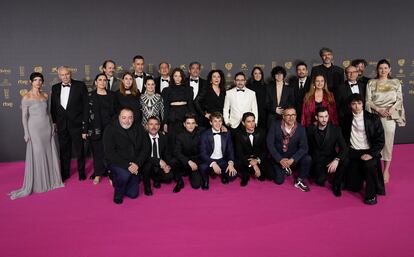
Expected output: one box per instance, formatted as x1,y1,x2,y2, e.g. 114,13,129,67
341,111,385,158
146,132,172,165
336,81,366,121
86,90,117,140
311,64,344,96
199,129,235,164
234,128,267,167
103,119,150,170
306,123,348,162
288,76,311,122
266,120,308,163
51,79,89,133
265,83,295,119
109,77,122,92
191,77,208,117
173,127,205,165
154,76,170,94
134,72,153,94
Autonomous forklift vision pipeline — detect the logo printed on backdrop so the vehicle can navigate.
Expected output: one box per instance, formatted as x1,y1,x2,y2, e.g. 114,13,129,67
397,58,406,78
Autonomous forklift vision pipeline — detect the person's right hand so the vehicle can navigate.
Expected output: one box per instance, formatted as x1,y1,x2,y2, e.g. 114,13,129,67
188,160,198,171
212,162,221,174
128,162,139,174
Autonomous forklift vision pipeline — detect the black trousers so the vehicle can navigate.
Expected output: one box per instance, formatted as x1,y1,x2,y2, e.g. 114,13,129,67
346,149,380,199
90,139,107,176
171,161,202,189
142,160,174,190
58,128,85,180
310,158,347,187
236,158,273,181
109,165,139,200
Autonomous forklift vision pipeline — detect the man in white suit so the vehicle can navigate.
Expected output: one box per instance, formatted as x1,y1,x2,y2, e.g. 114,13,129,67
223,72,258,132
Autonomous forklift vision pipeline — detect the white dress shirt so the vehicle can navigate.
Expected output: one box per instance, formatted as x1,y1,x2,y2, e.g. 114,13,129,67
160,77,170,93
135,74,144,93
189,77,199,100
60,83,71,110
149,134,160,158
349,81,360,94
210,128,223,160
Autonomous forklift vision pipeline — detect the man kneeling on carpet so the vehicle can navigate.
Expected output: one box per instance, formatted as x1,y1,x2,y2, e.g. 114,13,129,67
266,106,311,192
199,112,237,190
341,93,385,205
103,107,150,204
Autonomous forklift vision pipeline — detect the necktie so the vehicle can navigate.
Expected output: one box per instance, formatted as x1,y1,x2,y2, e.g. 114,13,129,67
135,74,143,79
161,79,169,82
299,81,304,89
236,89,245,92
152,138,158,158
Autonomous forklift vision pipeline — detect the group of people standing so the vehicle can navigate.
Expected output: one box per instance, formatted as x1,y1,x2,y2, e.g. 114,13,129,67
10,48,406,206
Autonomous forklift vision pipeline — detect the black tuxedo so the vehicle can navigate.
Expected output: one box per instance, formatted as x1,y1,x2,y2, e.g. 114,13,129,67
103,119,150,200
171,127,204,189
288,76,311,122
142,132,174,191
307,123,348,186
336,81,366,122
154,76,170,94
190,77,209,126
265,83,295,125
134,72,153,94
342,111,385,199
234,128,272,181
199,129,235,183
51,79,88,180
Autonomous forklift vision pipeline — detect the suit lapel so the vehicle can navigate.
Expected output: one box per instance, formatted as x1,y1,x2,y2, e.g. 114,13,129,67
66,80,75,110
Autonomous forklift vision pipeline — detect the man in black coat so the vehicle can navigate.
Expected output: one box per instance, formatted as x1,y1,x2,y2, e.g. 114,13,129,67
154,61,171,94
171,113,204,193
288,62,311,122
307,107,348,196
51,66,88,181
188,61,209,127
142,116,174,196
103,107,150,204
342,94,385,205
234,112,272,187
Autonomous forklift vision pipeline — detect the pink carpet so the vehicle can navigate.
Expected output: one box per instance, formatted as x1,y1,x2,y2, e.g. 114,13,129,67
1,144,414,257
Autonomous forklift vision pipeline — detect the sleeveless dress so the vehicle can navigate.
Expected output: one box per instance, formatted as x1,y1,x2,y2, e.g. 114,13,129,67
9,98,64,200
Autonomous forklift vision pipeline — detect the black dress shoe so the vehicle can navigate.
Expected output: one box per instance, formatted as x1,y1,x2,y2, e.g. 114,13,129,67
173,180,184,193
240,177,249,187
201,181,209,190
332,185,342,197
79,173,86,181
364,196,377,205
144,188,153,196
221,176,229,184
154,181,161,189
89,174,95,180
114,197,123,204
257,176,265,181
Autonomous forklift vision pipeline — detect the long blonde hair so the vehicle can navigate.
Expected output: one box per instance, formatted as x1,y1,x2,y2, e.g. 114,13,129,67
304,74,334,105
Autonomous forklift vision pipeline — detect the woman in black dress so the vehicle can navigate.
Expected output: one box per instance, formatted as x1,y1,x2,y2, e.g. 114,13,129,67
197,69,226,126
87,73,117,184
115,72,142,122
162,68,194,142
246,66,268,129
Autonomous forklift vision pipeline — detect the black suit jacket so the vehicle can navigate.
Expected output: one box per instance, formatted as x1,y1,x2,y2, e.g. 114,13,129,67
191,77,209,121
307,123,348,163
147,132,172,165
103,119,150,170
288,76,311,122
173,127,204,165
336,80,366,121
51,79,89,134
311,64,344,96
154,76,170,94
200,129,234,164
341,111,385,158
234,128,267,167
134,72,153,94
109,77,122,92
265,83,295,122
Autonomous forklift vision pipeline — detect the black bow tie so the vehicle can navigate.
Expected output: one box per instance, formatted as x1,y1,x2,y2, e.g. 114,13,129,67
237,89,245,92
350,83,358,87
161,79,169,82
213,132,221,136
62,84,70,88
135,74,143,79
247,132,254,136
190,79,199,83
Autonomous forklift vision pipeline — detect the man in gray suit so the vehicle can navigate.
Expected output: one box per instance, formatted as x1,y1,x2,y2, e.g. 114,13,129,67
102,59,121,91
